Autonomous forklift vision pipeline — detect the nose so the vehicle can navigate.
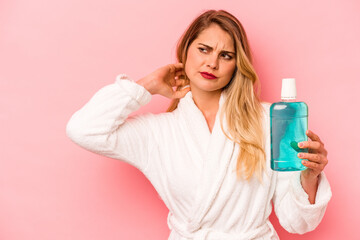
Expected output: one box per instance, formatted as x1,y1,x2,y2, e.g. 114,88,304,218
206,54,219,70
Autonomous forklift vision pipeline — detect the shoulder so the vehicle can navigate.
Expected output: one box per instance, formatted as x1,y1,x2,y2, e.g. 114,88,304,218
260,101,272,112
259,102,272,124
125,111,179,140
260,101,272,106
133,110,179,128
132,110,177,122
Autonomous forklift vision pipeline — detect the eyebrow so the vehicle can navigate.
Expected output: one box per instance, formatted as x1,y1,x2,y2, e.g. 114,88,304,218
198,43,236,55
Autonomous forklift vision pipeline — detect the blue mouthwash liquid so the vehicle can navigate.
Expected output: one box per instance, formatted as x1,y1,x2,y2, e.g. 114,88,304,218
270,78,308,171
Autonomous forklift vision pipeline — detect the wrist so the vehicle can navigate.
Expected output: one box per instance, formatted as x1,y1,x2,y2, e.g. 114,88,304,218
300,172,320,187
136,77,156,95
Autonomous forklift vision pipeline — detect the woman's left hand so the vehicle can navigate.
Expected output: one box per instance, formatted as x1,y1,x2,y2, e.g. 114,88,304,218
298,129,329,181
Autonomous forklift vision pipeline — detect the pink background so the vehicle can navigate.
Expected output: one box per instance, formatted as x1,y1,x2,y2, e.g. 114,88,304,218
1,0,359,239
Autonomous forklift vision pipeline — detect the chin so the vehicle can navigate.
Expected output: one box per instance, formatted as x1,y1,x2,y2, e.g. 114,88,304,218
194,84,223,93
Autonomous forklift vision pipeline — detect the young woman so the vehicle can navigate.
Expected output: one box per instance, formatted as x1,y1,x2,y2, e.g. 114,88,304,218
66,9,332,240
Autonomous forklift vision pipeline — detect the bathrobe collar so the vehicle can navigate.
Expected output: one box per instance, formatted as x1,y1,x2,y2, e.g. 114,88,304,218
177,90,227,154
176,90,236,232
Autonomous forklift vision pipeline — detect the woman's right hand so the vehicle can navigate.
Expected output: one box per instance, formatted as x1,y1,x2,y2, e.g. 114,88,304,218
136,62,191,99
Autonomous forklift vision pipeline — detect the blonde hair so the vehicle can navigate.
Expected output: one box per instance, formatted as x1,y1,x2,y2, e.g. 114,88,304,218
167,9,266,183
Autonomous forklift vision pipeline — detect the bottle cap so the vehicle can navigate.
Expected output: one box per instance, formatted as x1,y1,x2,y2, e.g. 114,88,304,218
281,78,297,100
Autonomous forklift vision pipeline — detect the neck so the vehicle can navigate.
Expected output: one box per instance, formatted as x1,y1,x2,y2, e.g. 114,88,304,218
190,87,222,116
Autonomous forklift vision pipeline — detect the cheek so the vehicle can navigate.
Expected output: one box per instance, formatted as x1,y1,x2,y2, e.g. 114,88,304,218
185,50,200,74
224,62,236,76
187,49,202,65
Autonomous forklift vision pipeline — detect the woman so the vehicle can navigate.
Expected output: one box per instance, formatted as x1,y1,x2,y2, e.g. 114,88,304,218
66,9,332,240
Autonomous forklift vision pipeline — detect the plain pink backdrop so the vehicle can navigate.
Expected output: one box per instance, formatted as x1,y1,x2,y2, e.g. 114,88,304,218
1,0,359,239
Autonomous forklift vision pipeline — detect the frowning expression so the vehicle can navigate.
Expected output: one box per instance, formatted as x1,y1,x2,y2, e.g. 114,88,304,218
185,23,236,94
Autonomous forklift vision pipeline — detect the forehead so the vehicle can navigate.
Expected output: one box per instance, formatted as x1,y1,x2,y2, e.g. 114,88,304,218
194,24,234,50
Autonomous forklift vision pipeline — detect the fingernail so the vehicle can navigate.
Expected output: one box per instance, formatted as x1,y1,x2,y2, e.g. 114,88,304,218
298,142,304,147
298,153,303,157
302,160,307,165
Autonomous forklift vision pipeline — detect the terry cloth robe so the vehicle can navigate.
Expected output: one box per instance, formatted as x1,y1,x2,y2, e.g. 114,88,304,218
66,74,332,240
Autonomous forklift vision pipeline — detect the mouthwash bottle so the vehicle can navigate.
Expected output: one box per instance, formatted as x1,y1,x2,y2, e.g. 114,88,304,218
270,78,308,171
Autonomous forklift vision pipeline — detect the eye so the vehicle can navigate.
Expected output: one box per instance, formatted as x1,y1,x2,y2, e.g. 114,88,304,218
198,47,207,53
198,47,233,60
221,53,233,60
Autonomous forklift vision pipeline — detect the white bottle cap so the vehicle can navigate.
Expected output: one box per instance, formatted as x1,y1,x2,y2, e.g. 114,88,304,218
281,78,297,100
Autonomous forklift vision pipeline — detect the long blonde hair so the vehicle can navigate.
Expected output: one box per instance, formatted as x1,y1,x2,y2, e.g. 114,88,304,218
167,9,266,183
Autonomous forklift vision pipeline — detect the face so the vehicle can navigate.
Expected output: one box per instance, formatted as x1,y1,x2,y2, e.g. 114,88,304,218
185,23,236,94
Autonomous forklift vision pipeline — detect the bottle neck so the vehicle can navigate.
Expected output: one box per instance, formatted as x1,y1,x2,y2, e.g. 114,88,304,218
281,98,297,102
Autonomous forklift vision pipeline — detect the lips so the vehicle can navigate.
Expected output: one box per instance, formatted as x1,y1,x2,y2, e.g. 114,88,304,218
200,72,217,79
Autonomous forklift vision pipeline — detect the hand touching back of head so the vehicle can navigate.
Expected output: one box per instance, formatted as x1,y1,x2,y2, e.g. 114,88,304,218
136,63,191,99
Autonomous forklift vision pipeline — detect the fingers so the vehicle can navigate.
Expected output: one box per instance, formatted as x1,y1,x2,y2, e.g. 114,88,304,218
173,63,186,80
175,68,186,80
299,130,329,177
298,140,322,151
180,85,190,91
306,129,324,145
174,62,184,69
299,130,328,155
174,78,187,87
172,86,191,99
169,74,186,88
301,159,322,171
298,152,323,164
298,149,329,171
174,71,185,80
170,62,184,73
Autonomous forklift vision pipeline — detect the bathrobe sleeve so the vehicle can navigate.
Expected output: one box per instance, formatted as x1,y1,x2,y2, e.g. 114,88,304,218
66,74,154,172
272,170,332,234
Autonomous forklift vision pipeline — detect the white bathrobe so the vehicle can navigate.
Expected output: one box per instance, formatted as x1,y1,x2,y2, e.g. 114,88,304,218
66,74,332,240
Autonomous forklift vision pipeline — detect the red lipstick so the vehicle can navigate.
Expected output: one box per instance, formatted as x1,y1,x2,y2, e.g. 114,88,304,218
200,72,217,79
